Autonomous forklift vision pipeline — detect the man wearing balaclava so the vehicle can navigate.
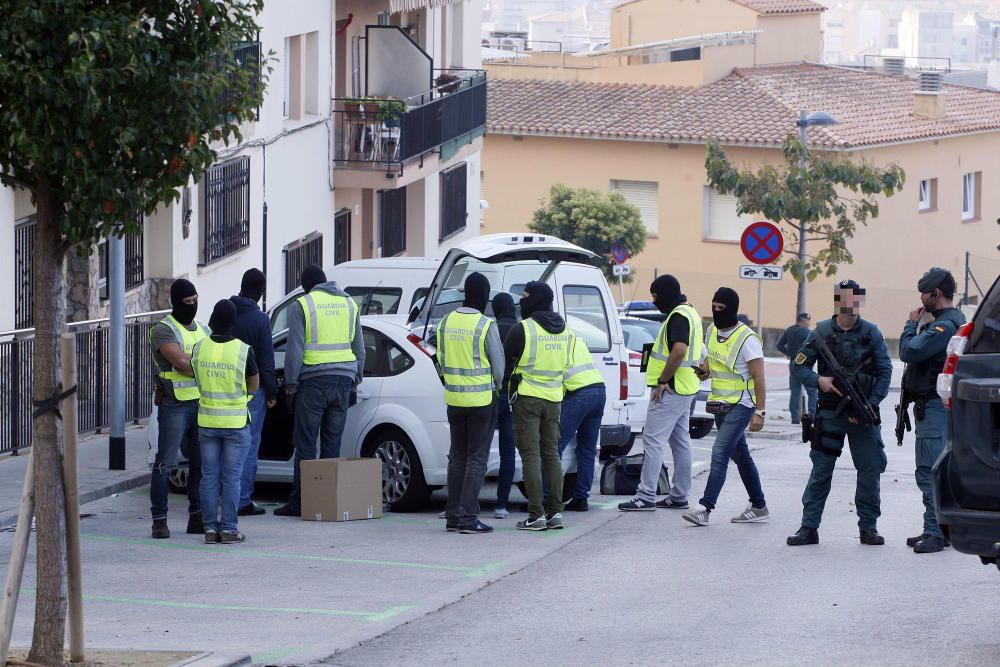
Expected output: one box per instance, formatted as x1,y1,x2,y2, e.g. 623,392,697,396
787,279,892,548
230,268,276,517
275,265,366,517
491,292,519,519
898,268,965,554
435,273,504,533
618,275,704,513
191,300,260,544
681,287,770,529
148,278,211,539
502,281,572,531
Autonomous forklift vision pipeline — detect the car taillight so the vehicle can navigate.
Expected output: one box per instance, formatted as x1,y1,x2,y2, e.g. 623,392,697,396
406,333,436,359
937,322,974,408
628,351,643,368
619,361,628,401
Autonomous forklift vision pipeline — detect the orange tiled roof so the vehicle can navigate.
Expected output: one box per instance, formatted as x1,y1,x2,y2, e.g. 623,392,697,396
730,0,825,14
486,63,1000,149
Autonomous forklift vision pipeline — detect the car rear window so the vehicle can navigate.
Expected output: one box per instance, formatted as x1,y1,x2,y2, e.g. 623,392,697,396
969,275,1000,354
564,285,611,353
345,287,403,315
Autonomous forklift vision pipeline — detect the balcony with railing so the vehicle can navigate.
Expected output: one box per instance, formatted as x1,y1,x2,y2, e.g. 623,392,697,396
333,68,486,176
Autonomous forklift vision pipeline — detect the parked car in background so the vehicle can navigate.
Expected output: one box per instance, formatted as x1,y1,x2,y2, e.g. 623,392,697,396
267,257,440,335
934,274,1000,570
619,317,714,447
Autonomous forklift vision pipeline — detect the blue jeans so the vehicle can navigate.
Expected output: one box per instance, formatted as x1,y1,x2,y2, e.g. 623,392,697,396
557,385,606,500
789,364,818,422
199,426,251,533
699,404,766,511
287,374,353,511
239,390,267,508
150,400,202,521
495,392,516,510
915,398,947,538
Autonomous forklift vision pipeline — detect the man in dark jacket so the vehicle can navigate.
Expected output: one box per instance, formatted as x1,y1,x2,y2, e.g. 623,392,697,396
492,292,518,518
504,281,572,531
777,313,817,424
230,268,276,516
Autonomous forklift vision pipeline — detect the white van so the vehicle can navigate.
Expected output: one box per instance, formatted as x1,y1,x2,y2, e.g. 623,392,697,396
267,257,439,334
411,233,633,457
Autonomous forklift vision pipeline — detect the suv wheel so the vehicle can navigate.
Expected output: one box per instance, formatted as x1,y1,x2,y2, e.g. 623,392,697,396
168,467,188,495
371,430,429,512
689,419,714,440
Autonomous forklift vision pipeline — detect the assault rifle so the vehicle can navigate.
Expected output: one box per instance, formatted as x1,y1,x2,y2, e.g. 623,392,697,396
812,332,881,427
894,387,912,446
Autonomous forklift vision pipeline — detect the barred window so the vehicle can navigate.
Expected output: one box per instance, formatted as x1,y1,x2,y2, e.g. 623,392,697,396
202,156,251,264
380,187,406,258
284,231,323,295
334,209,351,265
98,226,145,300
14,216,35,329
440,163,467,240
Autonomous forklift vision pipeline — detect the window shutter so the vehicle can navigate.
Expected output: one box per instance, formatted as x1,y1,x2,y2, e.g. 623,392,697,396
611,180,659,235
705,188,753,241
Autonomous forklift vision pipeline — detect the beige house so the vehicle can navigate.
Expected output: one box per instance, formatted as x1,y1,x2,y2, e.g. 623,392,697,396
481,0,1000,334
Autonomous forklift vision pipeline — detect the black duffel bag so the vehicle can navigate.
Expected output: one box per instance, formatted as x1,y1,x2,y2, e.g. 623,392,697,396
599,453,670,496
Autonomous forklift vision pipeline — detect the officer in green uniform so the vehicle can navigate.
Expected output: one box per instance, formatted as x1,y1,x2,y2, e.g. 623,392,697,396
787,280,893,546
436,273,504,534
899,268,966,554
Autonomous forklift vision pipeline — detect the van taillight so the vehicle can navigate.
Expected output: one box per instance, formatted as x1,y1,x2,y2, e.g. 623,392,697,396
406,333,436,359
628,351,643,368
619,361,628,401
937,322,974,408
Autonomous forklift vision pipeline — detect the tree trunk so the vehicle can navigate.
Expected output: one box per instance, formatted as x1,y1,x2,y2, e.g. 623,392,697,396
27,181,69,666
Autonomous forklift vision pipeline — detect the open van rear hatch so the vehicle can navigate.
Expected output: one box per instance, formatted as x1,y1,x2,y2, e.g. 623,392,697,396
413,233,598,338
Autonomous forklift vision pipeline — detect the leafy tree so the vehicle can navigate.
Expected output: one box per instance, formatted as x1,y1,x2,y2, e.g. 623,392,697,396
705,136,905,317
0,2,267,661
529,184,647,283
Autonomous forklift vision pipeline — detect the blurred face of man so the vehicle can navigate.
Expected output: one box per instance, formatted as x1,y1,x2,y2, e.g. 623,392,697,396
920,289,942,312
834,288,865,317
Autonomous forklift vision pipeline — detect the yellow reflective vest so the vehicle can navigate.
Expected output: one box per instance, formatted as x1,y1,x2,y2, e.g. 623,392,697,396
645,303,703,396
564,335,603,393
149,315,210,402
297,290,358,366
191,338,251,429
706,323,758,405
514,319,573,402
436,310,496,408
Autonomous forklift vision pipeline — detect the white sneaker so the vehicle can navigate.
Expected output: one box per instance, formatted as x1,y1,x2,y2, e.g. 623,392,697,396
731,504,770,523
682,504,711,526
494,507,510,519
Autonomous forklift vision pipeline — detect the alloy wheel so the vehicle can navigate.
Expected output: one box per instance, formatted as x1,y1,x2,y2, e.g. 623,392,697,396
375,439,411,503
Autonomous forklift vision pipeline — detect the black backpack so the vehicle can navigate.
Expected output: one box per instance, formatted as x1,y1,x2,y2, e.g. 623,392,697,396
599,453,670,496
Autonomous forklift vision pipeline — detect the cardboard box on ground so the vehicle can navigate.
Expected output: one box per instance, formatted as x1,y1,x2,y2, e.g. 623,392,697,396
301,457,384,522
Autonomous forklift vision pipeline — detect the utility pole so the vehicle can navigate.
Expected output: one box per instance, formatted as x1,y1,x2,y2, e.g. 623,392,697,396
797,108,809,319
109,236,126,470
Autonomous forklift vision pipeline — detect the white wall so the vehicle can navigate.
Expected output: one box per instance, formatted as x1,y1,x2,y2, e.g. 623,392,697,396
0,186,15,331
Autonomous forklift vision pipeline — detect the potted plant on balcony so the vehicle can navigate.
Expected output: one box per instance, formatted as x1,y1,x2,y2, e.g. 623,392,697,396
435,72,461,95
342,96,364,113
377,98,407,127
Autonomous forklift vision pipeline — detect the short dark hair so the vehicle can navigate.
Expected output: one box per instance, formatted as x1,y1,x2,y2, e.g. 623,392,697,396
938,273,957,300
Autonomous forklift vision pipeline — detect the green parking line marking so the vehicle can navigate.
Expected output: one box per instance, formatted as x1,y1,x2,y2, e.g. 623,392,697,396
82,533,501,577
252,648,299,664
20,588,410,622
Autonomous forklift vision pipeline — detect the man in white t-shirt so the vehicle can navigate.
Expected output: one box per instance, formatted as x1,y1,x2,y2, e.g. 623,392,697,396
682,287,768,526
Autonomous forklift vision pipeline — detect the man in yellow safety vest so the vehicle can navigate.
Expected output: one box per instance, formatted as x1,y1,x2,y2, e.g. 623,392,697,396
682,287,769,527
274,265,365,517
149,279,211,539
503,281,572,531
191,300,260,544
619,275,704,512
436,273,504,534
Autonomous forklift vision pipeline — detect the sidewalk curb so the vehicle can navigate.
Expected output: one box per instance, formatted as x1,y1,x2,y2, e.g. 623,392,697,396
175,651,252,667
0,471,151,531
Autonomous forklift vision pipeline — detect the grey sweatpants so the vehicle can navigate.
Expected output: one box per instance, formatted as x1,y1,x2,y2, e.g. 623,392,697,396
636,391,694,503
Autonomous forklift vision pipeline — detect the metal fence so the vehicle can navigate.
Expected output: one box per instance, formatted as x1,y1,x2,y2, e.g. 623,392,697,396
0,311,165,455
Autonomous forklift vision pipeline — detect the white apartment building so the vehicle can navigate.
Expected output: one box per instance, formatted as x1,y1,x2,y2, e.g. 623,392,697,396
0,0,485,331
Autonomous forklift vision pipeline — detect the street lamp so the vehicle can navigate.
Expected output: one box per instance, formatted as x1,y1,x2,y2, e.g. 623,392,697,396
794,108,838,316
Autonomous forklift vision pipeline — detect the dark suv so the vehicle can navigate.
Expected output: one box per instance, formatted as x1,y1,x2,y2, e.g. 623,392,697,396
934,274,1000,569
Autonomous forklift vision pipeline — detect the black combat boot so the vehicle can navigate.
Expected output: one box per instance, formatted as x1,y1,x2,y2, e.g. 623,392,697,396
913,535,945,553
859,529,885,545
151,519,169,539
786,526,819,546
186,512,204,535
906,533,931,547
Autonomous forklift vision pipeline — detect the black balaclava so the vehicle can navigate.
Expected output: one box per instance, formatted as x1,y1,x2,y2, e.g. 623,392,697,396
170,278,198,325
519,281,554,319
208,299,238,338
240,268,266,303
650,274,685,314
712,287,740,329
462,272,491,314
300,265,327,294
492,292,516,320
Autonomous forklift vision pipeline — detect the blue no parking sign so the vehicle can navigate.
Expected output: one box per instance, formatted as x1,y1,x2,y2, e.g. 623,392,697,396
740,222,784,265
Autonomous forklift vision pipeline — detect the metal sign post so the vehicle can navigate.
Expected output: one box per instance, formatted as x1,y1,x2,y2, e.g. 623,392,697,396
739,221,785,334
610,242,629,305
